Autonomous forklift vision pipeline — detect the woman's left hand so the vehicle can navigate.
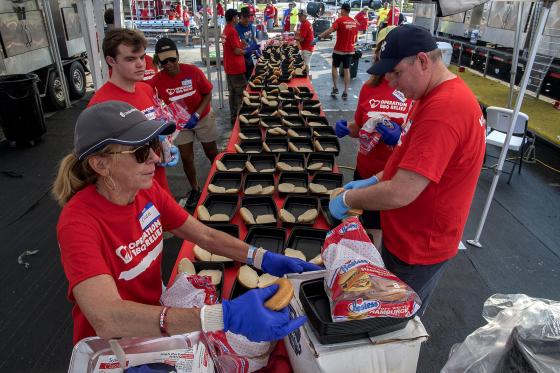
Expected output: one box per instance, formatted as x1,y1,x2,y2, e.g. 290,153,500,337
260,251,322,276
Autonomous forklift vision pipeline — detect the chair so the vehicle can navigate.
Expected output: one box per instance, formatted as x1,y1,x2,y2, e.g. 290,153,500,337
485,106,529,184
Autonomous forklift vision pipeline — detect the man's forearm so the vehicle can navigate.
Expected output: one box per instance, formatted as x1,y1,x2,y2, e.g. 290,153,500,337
345,180,404,211
201,228,250,262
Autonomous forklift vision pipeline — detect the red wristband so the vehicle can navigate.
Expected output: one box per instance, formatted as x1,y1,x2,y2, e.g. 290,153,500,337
159,306,170,336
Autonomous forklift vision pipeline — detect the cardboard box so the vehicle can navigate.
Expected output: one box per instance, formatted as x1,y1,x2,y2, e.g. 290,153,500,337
284,271,428,373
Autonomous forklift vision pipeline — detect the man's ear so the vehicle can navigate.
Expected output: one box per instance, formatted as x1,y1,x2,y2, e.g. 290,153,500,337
106,56,116,68
88,155,111,177
417,52,430,70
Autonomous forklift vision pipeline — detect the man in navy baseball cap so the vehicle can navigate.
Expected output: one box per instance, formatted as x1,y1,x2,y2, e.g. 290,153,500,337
367,24,438,76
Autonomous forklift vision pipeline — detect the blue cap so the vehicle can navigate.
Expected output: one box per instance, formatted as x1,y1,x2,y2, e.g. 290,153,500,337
367,25,438,75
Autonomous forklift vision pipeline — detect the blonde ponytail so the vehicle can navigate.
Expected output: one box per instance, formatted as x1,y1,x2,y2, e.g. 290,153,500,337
52,153,99,206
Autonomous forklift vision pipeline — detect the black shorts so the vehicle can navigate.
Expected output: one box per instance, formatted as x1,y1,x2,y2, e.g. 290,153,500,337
353,169,381,229
332,53,352,69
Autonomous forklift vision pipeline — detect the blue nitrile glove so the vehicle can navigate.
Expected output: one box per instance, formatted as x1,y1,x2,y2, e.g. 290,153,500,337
253,44,261,51
335,119,350,138
244,47,253,56
375,121,401,146
262,251,322,277
343,175,379,190
185,113,200,130
329,190,350,220
222,285,307,342
311,36,319,45
159,145,179,167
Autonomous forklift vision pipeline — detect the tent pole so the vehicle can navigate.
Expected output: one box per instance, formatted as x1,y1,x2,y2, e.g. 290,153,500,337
212,0,224,107
114,0,123,28
507,2,524,109
467,2,551,248
202,0,211,79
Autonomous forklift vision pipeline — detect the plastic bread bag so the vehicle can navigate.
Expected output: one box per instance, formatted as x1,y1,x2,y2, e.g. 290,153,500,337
321,217,421,321
442,294,560,373
162,275,273,372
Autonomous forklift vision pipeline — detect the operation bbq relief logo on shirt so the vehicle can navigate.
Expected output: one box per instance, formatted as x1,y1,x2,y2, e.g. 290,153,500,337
114,202,163,281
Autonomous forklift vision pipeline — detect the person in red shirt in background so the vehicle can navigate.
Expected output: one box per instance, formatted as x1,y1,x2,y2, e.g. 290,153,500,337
386,5,400,26
354,7,369,34
295,10,314,75
222,9,247,125
143,54,157,81
183,8,192,46
88,29,178,195
141,7,149,20
168,7,177,20
317,3,358,100
175,2,182,17
241,2,255,23
334,27,410,246
150,38,219,209
264,1,275,31
216,0,225,28
330,25,486,316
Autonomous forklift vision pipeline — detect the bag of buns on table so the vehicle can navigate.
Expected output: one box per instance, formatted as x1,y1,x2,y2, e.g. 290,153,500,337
322,217,421,321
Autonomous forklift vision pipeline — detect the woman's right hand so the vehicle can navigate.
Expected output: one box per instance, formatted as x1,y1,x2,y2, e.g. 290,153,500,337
222,285,306,342
335,119,350,138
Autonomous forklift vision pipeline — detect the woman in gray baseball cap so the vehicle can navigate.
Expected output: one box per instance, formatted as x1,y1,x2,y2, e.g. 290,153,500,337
53,101,318,345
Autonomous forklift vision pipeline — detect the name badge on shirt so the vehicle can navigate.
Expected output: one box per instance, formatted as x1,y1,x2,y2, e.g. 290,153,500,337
138,202,161,230
392,89,406,103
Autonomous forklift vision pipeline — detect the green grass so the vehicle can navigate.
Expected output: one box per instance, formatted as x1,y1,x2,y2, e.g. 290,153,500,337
450,65,560,145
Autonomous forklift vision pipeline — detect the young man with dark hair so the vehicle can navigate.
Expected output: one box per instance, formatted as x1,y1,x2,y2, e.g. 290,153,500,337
222,9,247,125
149,38,219,209
317,3,358,99
89,28,178,194
295,10,314,75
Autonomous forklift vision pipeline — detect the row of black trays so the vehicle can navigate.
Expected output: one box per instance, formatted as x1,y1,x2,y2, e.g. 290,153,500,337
240,113,326,126
209,170,342,197
237,137,339,156
218,152,335,173
239,101,319,116
240,125,335,142
199,194,324,226
229,227,328,299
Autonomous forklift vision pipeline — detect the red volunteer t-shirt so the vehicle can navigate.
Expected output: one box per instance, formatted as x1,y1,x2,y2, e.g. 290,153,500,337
264,5,275,19
144,55,157,81
386,7,400,26
354,78,412,178
57,182,189,343
222,23,246,75
88,82,171,193
381,77,486,265
298,19,314,52
149,64,213,120
354,11,368,31
217,3,224,16
332,16,358,53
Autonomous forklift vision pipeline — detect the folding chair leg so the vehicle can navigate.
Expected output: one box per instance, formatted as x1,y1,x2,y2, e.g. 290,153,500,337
507,157,516,184
518,148,524,175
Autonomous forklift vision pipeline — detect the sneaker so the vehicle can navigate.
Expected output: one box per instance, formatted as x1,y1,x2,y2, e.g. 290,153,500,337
331,87,339,97
185,189,201,209
341,92,348,100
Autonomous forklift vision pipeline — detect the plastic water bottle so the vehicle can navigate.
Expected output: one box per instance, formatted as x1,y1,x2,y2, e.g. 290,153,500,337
358,114,393,155
470,29,479,44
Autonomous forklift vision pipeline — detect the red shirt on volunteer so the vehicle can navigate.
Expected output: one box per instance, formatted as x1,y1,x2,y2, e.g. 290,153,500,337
381,77,486,265
149,64,213,124
354,11,368,31
264,4,275,20
386,6,400,26
57,182,189,343
332,16,358,53
222,23,246,75
298,19,314,52
354,78,412,178
217,2,224,17
88,82,172,193
183,10,190,27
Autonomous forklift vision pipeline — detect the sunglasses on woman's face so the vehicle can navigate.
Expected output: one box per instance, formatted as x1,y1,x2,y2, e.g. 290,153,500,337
107,139,162,163
161,57,178,65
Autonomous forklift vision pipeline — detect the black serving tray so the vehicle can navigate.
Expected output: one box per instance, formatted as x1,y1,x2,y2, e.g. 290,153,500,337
311,126,336,137
219,153,249,172
200,195,239,221
299,279,412,344
263,138,289,153
289,137,314,153
258,106,278,117
297,92,314,101
229,266,265,300
314,136,340,156
281,99,300,109
239,126,263,141
286,126,313,138
243,173,275,195
306,116,329,128
278,92,296,101
259,115,283,128
301,106,322,117
281,195,320,226
277,153,306,171
193,261,225,301
208,172,242,193
319,197,341,228
238,140,263,154
238,114,261,126
196,223,238,266
311,173,343,196
281,115,306,128
241,196,278,226
238,105,259,116
244,226,286,253
286,227,327,263
264,126,290,139
307,153,335,173
278,171,309,196
278,106,300,116
248,154,276,173
302,100,321,109
290,86,311,94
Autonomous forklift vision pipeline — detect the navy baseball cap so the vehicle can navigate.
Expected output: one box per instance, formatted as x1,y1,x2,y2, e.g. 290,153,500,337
367,24,438,75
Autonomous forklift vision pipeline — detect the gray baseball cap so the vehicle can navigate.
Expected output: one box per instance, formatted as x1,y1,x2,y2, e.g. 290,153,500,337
74,101,175,160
